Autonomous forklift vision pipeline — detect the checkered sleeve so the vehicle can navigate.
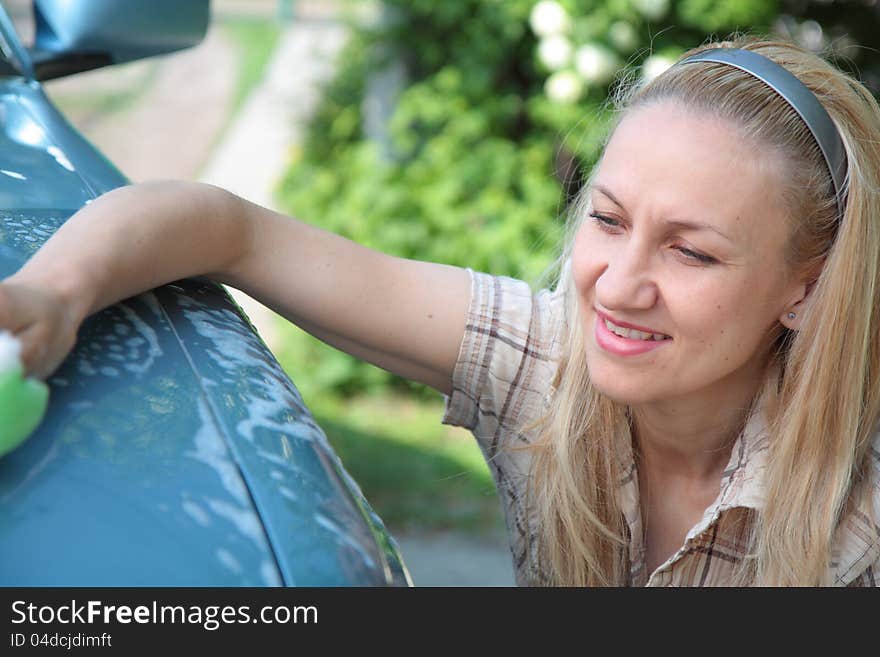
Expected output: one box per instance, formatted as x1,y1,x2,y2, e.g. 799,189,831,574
442,269,561,454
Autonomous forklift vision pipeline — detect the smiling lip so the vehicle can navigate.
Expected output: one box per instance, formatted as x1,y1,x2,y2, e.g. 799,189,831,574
594,309,671,357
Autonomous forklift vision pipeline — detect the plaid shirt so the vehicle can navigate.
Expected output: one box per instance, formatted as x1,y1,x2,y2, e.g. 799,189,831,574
442,269,880,586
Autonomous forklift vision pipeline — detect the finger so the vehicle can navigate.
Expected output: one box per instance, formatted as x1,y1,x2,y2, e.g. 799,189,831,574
0,285,16,330
0,284,36,333
15,322,55,380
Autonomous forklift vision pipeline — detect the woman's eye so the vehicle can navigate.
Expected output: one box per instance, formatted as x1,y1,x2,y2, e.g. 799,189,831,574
589,212,620,230
676,246,716,264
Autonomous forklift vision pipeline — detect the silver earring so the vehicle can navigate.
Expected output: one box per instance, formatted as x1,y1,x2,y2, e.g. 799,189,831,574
788,312,797,320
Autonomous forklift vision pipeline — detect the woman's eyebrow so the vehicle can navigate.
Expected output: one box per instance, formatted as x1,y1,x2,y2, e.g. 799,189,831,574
592,183,734,243
593,184,627,210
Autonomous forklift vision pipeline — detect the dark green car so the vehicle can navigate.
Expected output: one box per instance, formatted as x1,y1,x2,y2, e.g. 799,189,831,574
0,0,410,586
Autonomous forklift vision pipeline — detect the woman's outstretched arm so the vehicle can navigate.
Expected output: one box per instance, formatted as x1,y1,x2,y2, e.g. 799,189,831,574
1,180,470,394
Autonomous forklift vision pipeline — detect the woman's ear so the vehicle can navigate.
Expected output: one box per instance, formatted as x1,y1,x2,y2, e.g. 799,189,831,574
780,279,816,331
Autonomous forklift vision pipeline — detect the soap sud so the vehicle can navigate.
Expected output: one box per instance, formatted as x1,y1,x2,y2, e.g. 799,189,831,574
115,303,162,374
204,498,269,554
314,512,377,570
261,561,283,586
181,499,211,527
278,486,298,502
187,397,250,506
215,548,243,575
0,331,22,372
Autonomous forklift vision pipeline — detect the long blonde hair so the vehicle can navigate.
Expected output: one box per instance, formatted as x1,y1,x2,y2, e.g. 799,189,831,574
526,36,880,586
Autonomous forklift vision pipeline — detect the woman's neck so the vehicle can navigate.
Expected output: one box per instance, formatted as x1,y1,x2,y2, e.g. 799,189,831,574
630,372,764,482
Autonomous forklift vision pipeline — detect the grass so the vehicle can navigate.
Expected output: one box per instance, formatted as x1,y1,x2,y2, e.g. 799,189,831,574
219,17,282,120
305,391,506,534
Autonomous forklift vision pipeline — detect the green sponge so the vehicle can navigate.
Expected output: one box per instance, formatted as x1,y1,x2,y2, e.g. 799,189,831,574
0,331,49,458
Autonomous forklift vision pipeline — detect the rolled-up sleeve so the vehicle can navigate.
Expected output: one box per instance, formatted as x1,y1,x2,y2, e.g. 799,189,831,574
442,269,562,456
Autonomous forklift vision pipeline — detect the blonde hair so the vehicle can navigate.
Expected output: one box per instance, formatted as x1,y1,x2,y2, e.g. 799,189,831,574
525,36,880,586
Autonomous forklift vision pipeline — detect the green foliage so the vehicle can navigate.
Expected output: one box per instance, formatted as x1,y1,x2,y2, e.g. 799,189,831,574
678,0,778,33
222,18,282,118
276,0,781,397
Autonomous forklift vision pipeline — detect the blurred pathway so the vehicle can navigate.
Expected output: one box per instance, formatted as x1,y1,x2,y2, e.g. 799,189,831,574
199,20,347,212
394,528,515,587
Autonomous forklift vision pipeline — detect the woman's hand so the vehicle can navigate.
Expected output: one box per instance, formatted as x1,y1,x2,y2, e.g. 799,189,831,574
0,277,82,380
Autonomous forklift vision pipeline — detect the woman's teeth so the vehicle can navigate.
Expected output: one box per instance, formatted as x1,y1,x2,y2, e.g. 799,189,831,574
604,319,668,341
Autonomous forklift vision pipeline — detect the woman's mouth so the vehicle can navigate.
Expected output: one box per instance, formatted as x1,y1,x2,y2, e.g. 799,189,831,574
594,312,671,356
602,318,670,342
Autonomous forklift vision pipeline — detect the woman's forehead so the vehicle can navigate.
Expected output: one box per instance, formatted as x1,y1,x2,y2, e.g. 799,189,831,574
594,102,789,237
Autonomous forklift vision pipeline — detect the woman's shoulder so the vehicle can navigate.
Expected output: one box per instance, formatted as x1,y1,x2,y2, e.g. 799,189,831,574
474,269,564,388
467,269,566,353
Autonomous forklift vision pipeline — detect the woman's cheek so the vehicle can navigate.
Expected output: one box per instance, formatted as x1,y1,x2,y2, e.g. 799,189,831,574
571,226,604,296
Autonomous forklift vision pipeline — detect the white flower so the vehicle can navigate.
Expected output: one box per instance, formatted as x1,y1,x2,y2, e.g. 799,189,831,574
529,1,570,38
537,35,573,71
0,330,22,373
642,53,675,81
609,21,638,52
632,0,669,21
545,70,583,104
575,43,619,85
797,20,825,52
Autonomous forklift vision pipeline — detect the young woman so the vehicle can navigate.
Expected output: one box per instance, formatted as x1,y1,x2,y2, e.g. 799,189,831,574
3,36,879,586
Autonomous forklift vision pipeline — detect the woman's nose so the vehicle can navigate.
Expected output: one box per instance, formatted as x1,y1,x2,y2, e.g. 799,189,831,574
594,246,658,311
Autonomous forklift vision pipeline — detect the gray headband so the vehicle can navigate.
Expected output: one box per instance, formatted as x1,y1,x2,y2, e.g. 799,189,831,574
679,48,848,219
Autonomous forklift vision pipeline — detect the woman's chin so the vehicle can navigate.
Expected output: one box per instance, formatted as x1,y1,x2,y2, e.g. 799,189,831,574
591,382,656,405
586,364,664,406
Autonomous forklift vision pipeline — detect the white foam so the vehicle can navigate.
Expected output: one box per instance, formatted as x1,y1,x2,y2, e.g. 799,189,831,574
181,499,211,527
215,548,243,575
0,331,22,372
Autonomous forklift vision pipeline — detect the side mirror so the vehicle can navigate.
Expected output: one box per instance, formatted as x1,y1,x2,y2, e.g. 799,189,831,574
30,0,210,81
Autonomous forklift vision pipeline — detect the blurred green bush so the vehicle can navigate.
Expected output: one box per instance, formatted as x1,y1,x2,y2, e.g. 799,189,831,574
276,0,877,399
